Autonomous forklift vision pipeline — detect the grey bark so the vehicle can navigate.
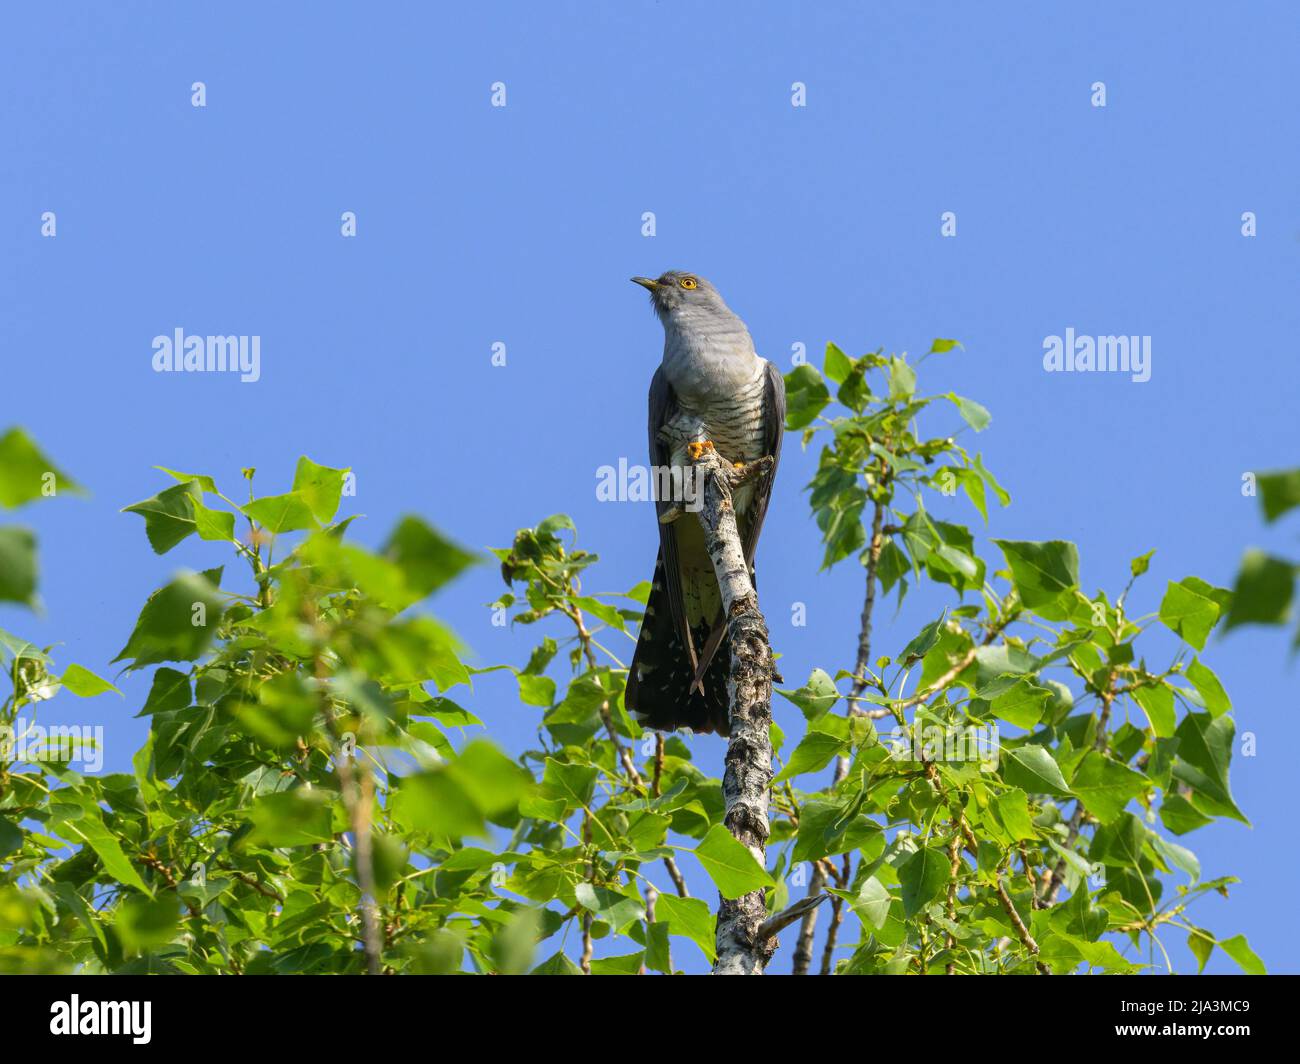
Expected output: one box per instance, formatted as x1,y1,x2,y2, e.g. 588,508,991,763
688,449,777,976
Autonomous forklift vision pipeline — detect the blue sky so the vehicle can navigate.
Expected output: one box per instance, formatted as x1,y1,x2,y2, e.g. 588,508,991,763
2,2,1297,974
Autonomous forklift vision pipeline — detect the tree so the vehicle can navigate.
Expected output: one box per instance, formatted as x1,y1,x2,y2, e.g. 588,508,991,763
0,343,1265,974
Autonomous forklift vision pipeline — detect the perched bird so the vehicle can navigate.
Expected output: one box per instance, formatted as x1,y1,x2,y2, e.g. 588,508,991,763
624,271,785,736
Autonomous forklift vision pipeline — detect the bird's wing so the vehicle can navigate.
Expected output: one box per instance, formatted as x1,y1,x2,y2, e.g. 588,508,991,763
648,366,700,676
741,358,786,567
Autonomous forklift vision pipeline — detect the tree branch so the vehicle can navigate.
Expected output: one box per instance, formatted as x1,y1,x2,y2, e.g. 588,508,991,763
759,893,828,940
689,447,778,976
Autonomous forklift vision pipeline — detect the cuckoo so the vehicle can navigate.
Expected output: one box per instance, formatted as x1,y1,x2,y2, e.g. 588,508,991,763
624,271,785,736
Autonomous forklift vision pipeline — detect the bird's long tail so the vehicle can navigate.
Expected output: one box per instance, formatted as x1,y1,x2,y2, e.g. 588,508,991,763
624,552,731,736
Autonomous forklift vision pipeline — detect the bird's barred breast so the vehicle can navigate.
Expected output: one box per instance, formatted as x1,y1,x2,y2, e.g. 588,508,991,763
663,363,769,464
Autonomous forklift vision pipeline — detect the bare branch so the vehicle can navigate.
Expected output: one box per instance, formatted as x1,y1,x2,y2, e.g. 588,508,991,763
688,447,777,975
759,893,828,940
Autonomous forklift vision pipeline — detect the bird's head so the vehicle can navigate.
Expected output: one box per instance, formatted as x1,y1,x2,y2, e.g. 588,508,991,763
631,271,731,321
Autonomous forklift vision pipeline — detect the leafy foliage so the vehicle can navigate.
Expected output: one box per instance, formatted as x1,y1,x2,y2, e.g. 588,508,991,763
770,342,1260,974
0,355,1264,973
1227,470,1300,639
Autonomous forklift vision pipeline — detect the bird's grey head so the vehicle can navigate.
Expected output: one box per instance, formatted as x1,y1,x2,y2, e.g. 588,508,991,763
630,271,735,324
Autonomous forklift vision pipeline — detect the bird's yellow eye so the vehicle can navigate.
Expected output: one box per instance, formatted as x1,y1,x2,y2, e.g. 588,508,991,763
679,277,698,290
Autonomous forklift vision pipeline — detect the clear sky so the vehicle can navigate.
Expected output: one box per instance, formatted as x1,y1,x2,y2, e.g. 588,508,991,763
2,2,1297,974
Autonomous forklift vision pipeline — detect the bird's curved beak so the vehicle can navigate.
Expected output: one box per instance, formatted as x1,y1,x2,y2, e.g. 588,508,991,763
630,276,659,291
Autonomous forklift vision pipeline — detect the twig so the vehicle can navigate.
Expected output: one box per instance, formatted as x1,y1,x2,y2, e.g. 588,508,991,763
790,862,826,974
1040,680,1114,905
759,893,828,940
336,752,383,975
818,854,850,974
796,496,885,974
945,829,961,974
995,874,1048,974
847,499,887,708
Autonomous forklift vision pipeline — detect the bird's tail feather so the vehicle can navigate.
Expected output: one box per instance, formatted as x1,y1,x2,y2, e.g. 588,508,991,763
625,555,731,736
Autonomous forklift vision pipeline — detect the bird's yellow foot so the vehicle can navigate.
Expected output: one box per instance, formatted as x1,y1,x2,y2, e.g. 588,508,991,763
686,440,715,461
733,460,745,471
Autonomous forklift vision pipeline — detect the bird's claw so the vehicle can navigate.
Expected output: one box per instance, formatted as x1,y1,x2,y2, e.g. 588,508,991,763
686,440,715,461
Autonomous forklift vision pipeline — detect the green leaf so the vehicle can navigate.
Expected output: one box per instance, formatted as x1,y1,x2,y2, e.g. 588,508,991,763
590,952,645,975
1226,550,1292,629
948,394,991,432
900,611,947,664
392,771,483,838
836,361,872,412
992,788,1037,842
1219,933,1266,975
1159,794,1212,835
990,678,1050,729
59,664,120,698
113,571,224,669
1188,926,1215,974
1131,683,1175,738
691,824,775,899
154,467,219,494
929,339,962,354
516,673,555,707
292,456,349,523
191,497,236,542
383,516,477,602
542,757,598,810
1069,752,1147,824
531,950,584,975
654,893,716,964
575,883,646,933
1185,658,1230,717
1002,745,1071,796
245,790,338,847
572,595,626,632
1258,468,1300,523
773,717,849,782
888,356,916,400
644,920,672,973
783,365,831,431
774,668,839,720
1130,549,1155,578
137,667,192,716
1151,834,1200,882
0,527,37,606
1172,713,1248,824
0,816,22,858
850,876,893,930
243,492,318,533
823,342,852,385
898,845,949,916
114,895,179,953
1159,578,1222,649
992,540,1079,616
1090,811,1148,868
0,428,84,508
52,798,151,895
791,798,880,864
123,482,201,554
